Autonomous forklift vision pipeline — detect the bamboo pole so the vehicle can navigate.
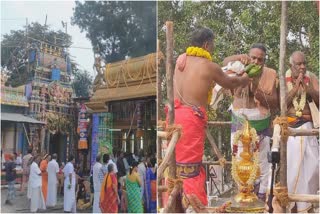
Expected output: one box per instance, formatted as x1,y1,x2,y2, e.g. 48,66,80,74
203,160,232,165
158,185,168,192
279,0,288,190
288,193,320,203
157,131,180,180
288,128,319,136
207,121,232,126
163,184,181,213
157,131,167,138
206,129,223,159
165,20,176,181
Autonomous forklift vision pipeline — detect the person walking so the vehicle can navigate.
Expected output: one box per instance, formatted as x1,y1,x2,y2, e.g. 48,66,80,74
4,154,17,205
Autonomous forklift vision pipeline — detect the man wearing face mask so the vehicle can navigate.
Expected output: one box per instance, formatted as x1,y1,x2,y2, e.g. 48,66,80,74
285,51,319,213
223,44,279,202
168,27,250,209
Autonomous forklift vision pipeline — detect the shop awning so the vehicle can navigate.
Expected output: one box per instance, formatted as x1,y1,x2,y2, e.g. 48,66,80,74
1,113,46,124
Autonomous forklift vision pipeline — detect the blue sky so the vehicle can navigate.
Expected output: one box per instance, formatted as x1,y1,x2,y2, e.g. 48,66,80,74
1,0,95,76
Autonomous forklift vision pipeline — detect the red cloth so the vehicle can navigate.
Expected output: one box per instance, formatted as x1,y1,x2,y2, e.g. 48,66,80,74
166,99,208,206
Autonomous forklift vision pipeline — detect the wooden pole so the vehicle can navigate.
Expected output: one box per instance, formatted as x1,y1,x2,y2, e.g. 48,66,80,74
279,2,288,211
166,22,174,125
288,128,319,136
157,131,180,181
163,184,181,213
165,21,176,181
157,43,163,207
288,193,320,203
206,129,223,159
207,121,232,126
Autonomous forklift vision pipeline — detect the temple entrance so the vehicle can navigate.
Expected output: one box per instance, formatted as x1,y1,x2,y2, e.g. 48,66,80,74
49,133,66,164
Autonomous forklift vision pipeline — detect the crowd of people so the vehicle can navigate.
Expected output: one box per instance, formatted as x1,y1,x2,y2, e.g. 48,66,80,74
92,151,157,213
3,148,157,213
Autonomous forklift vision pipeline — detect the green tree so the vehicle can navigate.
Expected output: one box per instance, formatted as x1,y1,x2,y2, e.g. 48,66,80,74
1,22,72,87
72,1,156,63
72,69,93,98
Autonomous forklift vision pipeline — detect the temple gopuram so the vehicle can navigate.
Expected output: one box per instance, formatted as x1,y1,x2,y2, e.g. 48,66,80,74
86,53,158,168
1,41,75,163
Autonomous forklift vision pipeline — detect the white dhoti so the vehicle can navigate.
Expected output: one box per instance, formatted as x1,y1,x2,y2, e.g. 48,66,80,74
27,179,31,199
46,182,58,206
93,191,101,213
231,107,271,194
287,122,319,212
47,159,59,207
30,187,46,212
64,183,76,213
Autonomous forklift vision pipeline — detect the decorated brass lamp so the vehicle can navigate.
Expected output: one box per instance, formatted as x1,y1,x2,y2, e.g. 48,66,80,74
227,119,265,213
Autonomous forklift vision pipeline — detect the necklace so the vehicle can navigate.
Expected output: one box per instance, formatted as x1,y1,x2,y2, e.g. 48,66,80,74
285,69,307,117
186,46,212,61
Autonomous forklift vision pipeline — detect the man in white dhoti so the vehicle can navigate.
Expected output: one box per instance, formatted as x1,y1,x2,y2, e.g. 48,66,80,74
63,155,76,213
47,153,59,207
285,51,319,212
29,155,46,212
92,154,102,213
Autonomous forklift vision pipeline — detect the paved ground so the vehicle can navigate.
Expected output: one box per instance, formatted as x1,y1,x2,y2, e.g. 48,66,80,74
1,186,92,213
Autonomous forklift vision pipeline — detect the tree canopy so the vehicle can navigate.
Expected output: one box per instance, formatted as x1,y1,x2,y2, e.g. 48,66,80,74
72,1,156,63
72,69,93,98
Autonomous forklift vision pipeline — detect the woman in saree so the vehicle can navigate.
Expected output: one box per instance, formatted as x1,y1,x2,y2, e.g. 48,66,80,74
100,164,119,213
126,161,143,213
146,158,157,213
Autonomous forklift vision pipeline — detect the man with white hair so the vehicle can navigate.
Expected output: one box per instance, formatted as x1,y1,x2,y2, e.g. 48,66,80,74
285,51,319,212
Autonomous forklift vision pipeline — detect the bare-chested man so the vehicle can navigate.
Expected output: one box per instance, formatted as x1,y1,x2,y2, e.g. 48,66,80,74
223,44,279,201
285,51,319,213
168,27,250,208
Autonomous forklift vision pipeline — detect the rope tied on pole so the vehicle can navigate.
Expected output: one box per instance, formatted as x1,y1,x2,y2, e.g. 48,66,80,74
167,177,183,194
273,116,289,142
274,184,289,207
165,124,182,140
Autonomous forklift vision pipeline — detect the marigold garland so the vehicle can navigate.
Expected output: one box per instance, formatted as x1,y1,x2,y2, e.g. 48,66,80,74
186,46,212,61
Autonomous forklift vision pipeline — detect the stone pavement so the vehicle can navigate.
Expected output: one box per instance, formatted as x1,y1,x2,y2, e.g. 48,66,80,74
1,186,92,213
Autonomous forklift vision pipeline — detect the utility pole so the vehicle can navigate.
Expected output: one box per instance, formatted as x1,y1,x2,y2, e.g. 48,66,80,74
26,18,29,74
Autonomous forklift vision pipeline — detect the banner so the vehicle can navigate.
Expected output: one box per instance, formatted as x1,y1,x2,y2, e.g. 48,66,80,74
90,113,99,173
78,103,88,149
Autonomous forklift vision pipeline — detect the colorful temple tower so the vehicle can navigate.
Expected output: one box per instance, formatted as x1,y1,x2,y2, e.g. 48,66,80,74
25,42,75,161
